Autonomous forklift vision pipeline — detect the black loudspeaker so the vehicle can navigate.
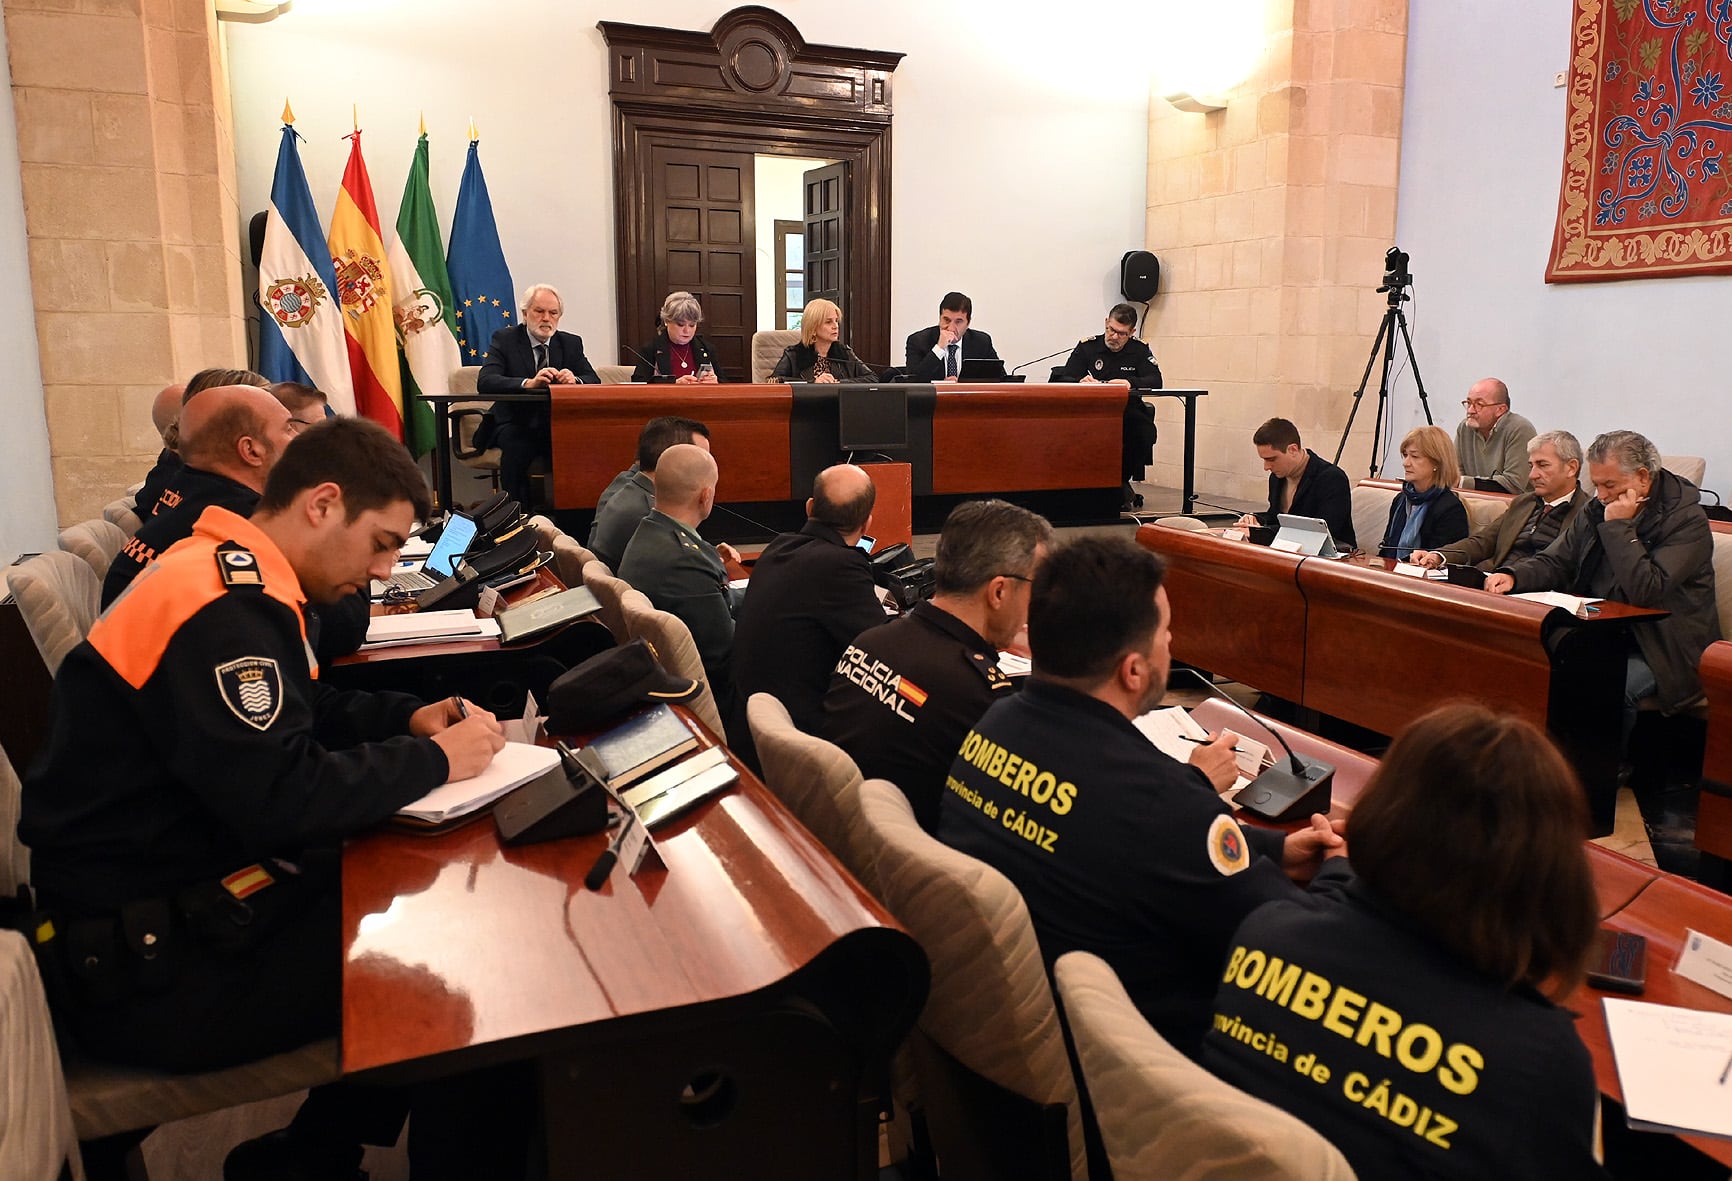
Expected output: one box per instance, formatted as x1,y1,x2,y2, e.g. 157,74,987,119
494,759,611,846
249,211,268,270
1121,250,1160,302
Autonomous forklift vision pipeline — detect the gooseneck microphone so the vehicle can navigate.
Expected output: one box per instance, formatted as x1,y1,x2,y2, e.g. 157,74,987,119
619,344,661,381
1010,346,1075,376
1177,668,1335,823
707,502,782,544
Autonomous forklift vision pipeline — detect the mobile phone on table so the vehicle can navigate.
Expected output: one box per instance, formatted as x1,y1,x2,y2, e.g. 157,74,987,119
1587,928,1647,994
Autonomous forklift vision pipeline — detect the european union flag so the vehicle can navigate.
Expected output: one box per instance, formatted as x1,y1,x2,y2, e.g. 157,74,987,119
445,138,516,366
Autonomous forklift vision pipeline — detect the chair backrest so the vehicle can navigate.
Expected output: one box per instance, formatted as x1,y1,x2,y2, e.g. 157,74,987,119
621,594,726,736
5,552,100,676
581,559,633,642
750,329,799,383
1664,454,1707,487
528,515,601,586
1154,516,1208,532
0,746,28,899
857,779,1087,1181
1710,530,1732,643
746,692,873,885
0,931,82,1181
1054,951,1357,1181
58,519,128,580
1349,482,1396,555
102,497,141,536
1458,490,1507,536
594,364,634,384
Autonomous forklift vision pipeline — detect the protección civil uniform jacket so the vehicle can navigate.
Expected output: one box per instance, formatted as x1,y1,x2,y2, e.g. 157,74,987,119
21,507,448,916
937,678,1302,1057
1201,867,1607,1181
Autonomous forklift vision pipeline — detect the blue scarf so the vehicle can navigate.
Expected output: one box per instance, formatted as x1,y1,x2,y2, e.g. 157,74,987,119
1387,481,1448,558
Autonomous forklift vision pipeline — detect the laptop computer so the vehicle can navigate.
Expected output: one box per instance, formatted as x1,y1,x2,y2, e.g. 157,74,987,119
373,512,478,597
957,357,1014,382
1273,513,1344,558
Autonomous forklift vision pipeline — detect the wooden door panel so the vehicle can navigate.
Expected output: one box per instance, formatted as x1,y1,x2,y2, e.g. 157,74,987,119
803,162,845,318
648,145,756,379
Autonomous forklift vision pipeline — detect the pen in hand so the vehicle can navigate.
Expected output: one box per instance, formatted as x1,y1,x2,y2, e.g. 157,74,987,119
452,695,469,720
1720,1045,1732,1085
1181,733,1245,753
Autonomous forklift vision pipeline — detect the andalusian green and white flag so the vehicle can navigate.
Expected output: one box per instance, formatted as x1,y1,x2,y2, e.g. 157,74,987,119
387,129,459,458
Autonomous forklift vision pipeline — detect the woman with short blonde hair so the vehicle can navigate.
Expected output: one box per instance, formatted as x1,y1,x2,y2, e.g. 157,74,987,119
1377,424,1468,558
770,298,877,383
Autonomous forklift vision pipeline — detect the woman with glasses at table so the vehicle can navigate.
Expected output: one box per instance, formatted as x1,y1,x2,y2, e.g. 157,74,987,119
1202,704,1606,1181
1377,424,1470,560
631,291,727,384
770,297,879,384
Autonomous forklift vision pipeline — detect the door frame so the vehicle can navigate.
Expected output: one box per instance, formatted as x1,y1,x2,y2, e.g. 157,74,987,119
600,8,902,373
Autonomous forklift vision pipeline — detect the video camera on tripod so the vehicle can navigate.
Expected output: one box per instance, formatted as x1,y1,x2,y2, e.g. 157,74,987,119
1378,246,1412,298
1335,244,1434,476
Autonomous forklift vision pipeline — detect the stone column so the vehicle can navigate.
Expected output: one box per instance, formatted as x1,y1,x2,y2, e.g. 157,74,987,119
1145,0,1408,503
6,0,245,524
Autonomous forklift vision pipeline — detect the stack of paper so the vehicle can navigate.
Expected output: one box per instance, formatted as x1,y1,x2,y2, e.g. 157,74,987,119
395,741,563,826
1603,998,1732,1139
363,609,500,649
1133,706,1271,803
1511,590,1601,617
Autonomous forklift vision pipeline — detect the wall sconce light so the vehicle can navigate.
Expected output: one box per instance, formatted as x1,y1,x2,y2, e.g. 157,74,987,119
1162,91,1227,114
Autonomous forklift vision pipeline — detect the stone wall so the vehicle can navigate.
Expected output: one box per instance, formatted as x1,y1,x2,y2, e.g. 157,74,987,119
1146,0,1407,503
5,0,244,524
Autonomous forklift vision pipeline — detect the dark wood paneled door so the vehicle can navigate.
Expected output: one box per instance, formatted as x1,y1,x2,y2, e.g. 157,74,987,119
802,162,845,318
648,145,755,380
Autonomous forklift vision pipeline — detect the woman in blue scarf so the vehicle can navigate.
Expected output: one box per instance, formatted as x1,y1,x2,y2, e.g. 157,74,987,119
1379,425,1469,559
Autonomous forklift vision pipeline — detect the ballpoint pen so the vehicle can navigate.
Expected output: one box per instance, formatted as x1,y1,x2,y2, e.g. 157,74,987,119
1180,734,1246,753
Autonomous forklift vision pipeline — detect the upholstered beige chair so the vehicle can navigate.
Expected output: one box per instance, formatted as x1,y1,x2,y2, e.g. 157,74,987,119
745,693,875,883
1712,531,1732,642
857,779,1087,1181
750,329,799,383
1054,952,1356,1181
102,497,142,537
527,515,601,586
0,749,27,902
1349,482,1397,556
0,931,83,1180
1663,454,1707,487
1154,516,1208,532
580,559,634,643
6,552,100,676
621,593,726,736
58,520,129,580
594,364,634,384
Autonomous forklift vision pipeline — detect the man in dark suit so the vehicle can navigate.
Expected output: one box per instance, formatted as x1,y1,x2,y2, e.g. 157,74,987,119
903,291,1002,381
1412,430,1589,571
1236,417,1357,551
477,283,599,509
733,464,885,735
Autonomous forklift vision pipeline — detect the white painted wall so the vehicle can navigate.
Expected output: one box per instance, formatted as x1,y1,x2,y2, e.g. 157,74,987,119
753,154,834,332
0,12,57,562
1388,0,1732,489
223,0,1153,375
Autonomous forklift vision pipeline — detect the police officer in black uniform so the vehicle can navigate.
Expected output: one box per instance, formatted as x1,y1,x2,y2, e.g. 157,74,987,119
824,500,1054,832
20,418,529,1179
936,536,1343,1058
1055,302,1163,509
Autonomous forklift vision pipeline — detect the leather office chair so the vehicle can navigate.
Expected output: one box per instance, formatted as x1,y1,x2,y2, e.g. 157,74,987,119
745,693,874,886
1349,482,1397,556
580,560,633,644
0,931,83,1181
102,497,142,537
1054,952,1356,1181
1664,454,1707,488
447,364,503,492
620,593,726,737
58,520,128,581
527,515,601,586
1153,516,1208,532
750,330,799,383
594,364,633,384
6,552,100,676
857,779,1088,1181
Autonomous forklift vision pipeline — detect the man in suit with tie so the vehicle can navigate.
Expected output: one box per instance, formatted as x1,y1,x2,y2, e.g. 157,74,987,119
478,282,599,509
903,291,1002,381
1411,430,1590,571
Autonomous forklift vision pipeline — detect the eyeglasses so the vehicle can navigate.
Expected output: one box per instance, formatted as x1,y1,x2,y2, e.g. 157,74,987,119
997,573,1033,583
286,417,321,434
1460,399,1501,409
1103,324,1134,340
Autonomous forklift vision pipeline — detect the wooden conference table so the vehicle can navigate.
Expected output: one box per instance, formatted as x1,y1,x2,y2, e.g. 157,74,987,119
1138,525,1665,833
1197,698,1731,1167
1692,641,1732,867
340,706,927,1178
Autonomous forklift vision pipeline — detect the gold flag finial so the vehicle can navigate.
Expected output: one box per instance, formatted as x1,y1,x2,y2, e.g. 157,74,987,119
468,117,478,142
282,99,294,125
419,110,427,136
352,103,358,133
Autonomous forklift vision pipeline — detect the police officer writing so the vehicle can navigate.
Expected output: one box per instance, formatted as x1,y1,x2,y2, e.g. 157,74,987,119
1055,303,1162,509
1202,705,1605,1181
937,536,1342,1057
19,418,529,1179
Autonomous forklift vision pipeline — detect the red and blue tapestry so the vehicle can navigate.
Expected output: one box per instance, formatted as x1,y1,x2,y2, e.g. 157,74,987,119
1548,0,1732,282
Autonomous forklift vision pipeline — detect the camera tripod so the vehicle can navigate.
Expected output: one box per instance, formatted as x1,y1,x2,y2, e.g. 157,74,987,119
1334,275,1434,478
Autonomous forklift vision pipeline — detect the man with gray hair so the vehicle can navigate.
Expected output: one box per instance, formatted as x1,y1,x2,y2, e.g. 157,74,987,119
823,498,1054,831
1411,429,1590,571
1455,377,1537,492
1486,430,1719,729
478,282,599,508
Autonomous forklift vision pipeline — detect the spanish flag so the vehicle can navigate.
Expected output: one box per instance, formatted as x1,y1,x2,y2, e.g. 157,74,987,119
327,127,404,440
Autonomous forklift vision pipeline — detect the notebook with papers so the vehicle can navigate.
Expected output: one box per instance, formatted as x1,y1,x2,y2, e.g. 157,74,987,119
372,513,478,598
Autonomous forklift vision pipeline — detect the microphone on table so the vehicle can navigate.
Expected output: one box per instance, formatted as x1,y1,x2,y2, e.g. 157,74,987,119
1176,668,1334,823
1010,346,1075,377
619,345,662,382
707,502,782,544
